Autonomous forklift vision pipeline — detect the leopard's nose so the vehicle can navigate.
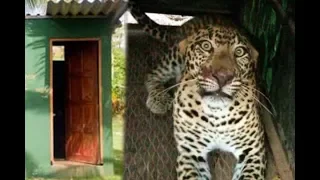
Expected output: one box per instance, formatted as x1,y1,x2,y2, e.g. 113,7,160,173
212,68,234,87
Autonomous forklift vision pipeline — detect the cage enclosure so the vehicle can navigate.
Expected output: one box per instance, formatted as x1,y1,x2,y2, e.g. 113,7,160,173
124,0,295,179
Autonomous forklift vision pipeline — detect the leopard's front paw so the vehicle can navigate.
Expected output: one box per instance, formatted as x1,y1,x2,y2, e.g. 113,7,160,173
146,91,173,114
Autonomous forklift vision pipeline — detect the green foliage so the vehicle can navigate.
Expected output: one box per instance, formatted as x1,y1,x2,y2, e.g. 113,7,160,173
111,27,126,115
242,0,288,92
112,47,126,100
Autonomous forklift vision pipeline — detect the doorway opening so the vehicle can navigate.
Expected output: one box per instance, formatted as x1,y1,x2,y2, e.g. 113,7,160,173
51,39,102,165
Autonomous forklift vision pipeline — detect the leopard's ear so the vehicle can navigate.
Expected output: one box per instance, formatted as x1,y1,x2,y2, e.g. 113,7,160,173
178,38,189,55
247,42,259,70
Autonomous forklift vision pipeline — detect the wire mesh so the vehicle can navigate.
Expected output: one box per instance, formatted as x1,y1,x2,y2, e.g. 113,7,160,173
124,29,279,180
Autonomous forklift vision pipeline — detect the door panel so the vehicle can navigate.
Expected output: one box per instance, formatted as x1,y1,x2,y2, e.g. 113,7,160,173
64,41,100,164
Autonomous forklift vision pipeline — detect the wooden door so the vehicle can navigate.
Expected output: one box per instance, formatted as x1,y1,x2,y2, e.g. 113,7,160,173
64,41,100,164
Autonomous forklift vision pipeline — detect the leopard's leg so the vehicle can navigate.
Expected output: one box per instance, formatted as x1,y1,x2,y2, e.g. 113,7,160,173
144,47,185,115
175,141,211,180
232,138,267,180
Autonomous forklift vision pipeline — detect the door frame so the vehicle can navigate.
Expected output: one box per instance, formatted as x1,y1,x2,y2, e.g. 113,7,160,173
49,38,103,165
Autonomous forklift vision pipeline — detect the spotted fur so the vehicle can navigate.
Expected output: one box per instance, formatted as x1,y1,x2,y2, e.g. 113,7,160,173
129,3,267,180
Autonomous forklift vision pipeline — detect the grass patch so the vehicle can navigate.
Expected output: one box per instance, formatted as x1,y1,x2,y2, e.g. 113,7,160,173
111,114,124,177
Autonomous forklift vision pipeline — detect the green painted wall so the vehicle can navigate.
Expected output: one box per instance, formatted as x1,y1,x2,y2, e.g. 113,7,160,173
25,18,113,178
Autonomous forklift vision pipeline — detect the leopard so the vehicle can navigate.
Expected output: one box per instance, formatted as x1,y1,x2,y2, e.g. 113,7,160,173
128,2,267,180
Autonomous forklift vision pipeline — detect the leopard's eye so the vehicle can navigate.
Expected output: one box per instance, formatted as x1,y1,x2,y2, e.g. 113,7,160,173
200,41,212,51
234,47,247,57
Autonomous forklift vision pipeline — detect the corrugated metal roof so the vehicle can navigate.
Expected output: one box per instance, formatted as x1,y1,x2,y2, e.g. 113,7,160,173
25,0,128,18
25,3,47,16
120,11,193,26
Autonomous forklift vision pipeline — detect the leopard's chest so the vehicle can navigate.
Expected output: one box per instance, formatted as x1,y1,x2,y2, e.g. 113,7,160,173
172,81,258,152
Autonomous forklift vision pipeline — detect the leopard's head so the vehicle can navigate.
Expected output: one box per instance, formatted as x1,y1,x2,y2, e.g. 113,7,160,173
179,24,259,107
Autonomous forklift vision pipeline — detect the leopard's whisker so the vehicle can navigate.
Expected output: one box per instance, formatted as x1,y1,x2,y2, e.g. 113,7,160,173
146,79,197,113
238,90,274,117
156,78,197,96
241,85,277,116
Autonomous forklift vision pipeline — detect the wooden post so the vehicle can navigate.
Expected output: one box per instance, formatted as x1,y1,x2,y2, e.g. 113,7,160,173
261,105,294,180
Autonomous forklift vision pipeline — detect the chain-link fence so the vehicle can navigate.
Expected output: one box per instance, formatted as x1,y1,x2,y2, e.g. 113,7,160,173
123,28,280,179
